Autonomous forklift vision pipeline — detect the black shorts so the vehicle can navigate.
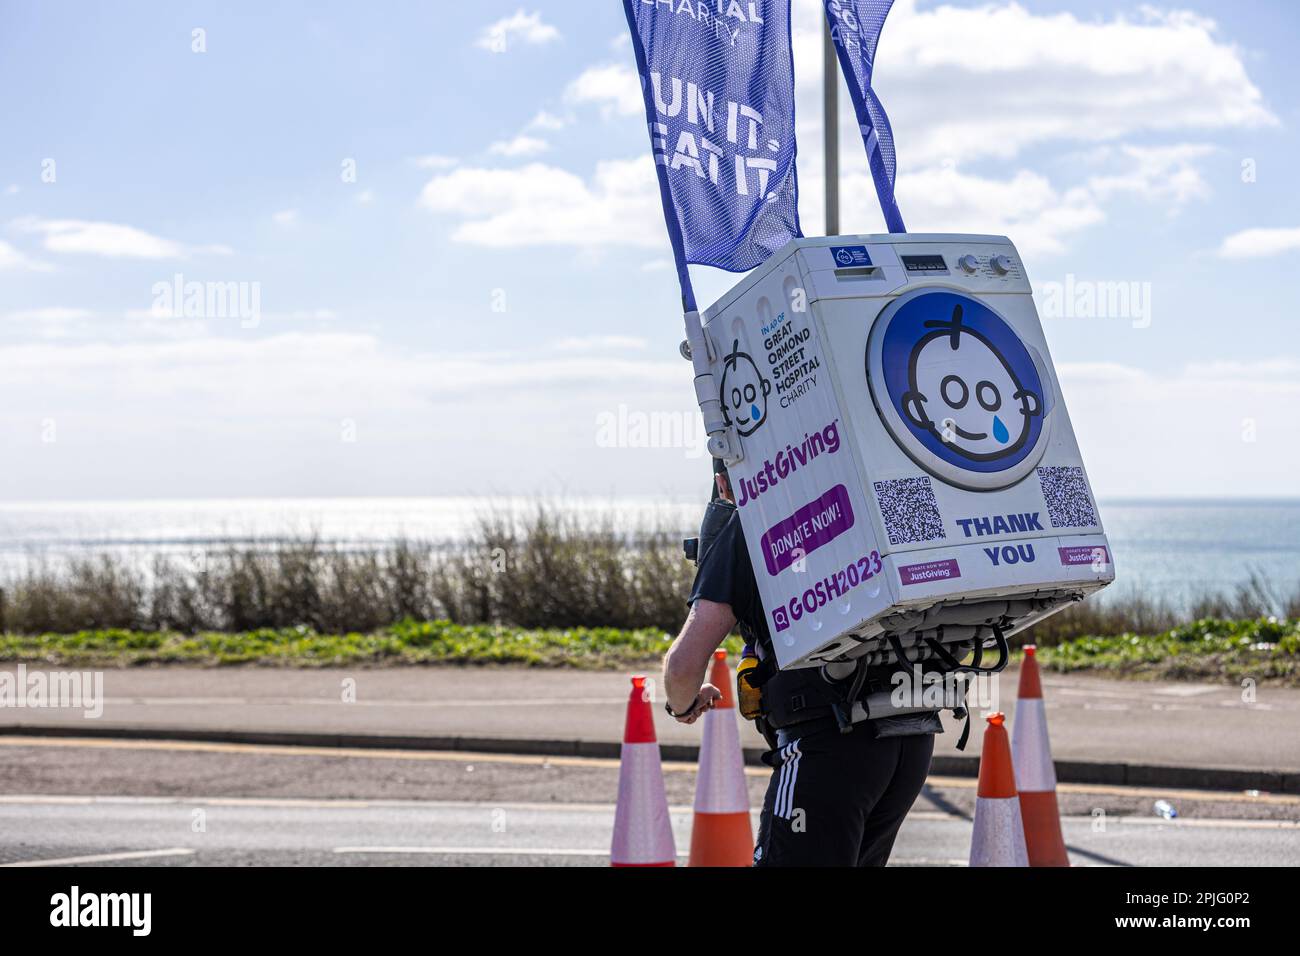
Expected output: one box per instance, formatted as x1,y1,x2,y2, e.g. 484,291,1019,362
753,722,934,867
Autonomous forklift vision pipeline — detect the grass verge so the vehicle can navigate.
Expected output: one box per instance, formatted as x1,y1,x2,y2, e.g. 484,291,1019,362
1036,616,1300,685
2,618,1296,685
0,620,743,670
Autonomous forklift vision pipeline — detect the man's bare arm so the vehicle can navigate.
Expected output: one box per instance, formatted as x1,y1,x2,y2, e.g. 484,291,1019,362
662,598,737,723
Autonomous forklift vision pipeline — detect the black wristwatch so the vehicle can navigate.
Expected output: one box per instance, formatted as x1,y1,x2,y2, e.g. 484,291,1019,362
665,698,697,719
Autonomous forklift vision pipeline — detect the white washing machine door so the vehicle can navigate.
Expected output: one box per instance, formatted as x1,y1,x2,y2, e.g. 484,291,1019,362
865,286,1053,492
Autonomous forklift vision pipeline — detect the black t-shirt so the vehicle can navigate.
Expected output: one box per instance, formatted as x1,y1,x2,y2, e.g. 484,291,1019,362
688,510,771,652
688,508,942,736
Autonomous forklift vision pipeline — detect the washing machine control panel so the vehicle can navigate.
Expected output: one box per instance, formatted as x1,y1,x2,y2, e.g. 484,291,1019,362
947,250,1024,282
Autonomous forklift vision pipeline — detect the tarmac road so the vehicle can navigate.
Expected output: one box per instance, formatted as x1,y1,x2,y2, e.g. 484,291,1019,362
6,666,1296,784
1,736,1298,867
3,795,1299,868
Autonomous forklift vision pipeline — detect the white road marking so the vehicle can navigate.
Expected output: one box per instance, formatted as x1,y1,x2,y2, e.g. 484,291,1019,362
334,846,687,858
100,696,625,709
1,847,195,867
1112,816,1300,829
888,858,970,867
0,793,704,815
0,794,1293,829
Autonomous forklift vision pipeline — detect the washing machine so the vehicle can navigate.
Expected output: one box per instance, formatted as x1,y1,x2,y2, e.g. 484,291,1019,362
699,233,1114,671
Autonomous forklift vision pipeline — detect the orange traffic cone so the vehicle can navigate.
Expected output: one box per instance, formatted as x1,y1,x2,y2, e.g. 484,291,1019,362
969,712,1029,867
611,675,676,867
688,650,754,867
1012,646,1069,866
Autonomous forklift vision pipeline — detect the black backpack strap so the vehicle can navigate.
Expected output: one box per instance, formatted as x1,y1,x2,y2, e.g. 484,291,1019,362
924,625,1012,676
923,636,963,671
955,707,972,750
951,675,972,751
833,657,869,734
887,634,910,667
984,624,1011,673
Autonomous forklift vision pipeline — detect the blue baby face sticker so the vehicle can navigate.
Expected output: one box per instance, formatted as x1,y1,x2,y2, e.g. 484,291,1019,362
719,339,771,437
871,290,1048,482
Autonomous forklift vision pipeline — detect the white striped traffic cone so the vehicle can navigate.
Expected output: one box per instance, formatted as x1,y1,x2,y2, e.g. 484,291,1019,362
610,675,676,867
969,712,1029,867
1012,645,1069,866
688,650,754,866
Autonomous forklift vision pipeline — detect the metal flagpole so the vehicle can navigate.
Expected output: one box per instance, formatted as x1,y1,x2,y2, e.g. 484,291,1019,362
823,15,839,237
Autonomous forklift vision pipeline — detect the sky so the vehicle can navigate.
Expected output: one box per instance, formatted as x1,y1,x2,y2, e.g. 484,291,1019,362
2,0,1299,503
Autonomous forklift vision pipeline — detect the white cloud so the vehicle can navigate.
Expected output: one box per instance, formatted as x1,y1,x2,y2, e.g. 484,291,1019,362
848,0,1276,167
272,209,299,227
1181,358,1300,382
428,133,1206,262
412,154,458,170
0,305,339,344
876,165,1103,259
356,189,375,205
1,307,198,341
786,0,1271,245
838,144,1210,258
120,307,337,325
565,62,642,118
12,217,231,259
0,334,683,403
1083,144,1215,204
430,1,1269,259
1056,358,1300,497
1216,227,1300,260
7,333,1297,497
4,185,18,196
0,331,703,498
4,307,94,323
488,135,550,158
1,307,94,338
418,158,664,249
550,335,648,352
0,239,51,271
476,10,560,53
527,110,567,131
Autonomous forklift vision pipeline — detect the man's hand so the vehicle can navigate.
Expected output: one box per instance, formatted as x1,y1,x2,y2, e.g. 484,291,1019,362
663,599,736,724
670,683,723,724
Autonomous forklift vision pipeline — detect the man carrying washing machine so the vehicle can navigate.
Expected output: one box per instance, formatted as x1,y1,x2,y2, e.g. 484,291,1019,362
663,458,938,867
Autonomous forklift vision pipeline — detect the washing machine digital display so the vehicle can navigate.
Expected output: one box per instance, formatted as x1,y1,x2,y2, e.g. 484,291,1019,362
866,288,1052,491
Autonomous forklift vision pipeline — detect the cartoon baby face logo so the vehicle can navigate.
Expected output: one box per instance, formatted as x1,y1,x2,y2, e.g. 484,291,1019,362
868,289,1052,490
900,302,1042,462
719,339,772,437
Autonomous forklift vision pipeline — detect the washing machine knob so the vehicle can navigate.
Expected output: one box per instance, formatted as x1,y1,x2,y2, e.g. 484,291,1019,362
958,254,979,274
990,254,1013,275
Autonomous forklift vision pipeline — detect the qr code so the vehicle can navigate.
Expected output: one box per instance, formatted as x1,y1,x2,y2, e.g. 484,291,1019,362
874,476,946,545
1037,466,1099,528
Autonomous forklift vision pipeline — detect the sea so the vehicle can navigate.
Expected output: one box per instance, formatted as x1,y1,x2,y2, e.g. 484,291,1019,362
1,497,1298,611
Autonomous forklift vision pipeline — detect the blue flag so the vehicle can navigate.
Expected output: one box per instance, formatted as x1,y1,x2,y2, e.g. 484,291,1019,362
824,0,906,233
623,0,802,311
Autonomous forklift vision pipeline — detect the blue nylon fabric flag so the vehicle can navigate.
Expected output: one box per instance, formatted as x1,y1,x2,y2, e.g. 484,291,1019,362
824,0,906,233
623,0,802,311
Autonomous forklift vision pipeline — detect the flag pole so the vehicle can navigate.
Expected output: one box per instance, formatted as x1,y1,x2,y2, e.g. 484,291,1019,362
823,15,839,237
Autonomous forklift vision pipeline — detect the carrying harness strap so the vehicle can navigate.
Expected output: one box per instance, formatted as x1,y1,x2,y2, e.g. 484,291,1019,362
757,625,1013,751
